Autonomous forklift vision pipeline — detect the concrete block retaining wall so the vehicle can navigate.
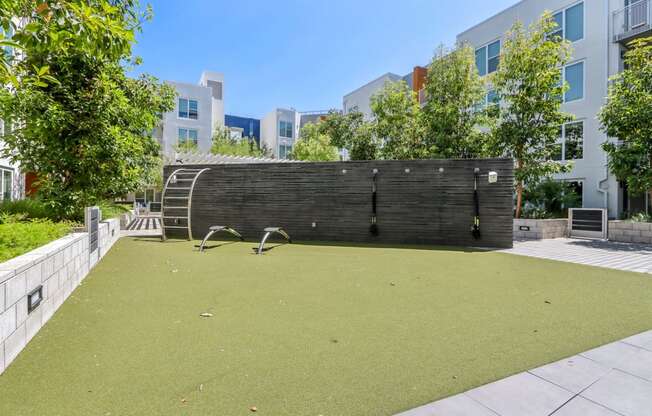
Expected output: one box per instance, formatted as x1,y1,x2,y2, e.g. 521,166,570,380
0,218,120,375
513,219,568,240
608,221,652,244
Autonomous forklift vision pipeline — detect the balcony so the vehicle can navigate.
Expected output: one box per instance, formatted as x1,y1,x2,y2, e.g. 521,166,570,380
613,0,652,44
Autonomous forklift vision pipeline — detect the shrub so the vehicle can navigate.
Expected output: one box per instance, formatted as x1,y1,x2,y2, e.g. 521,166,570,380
98,201,131,220
0,199,53,220
522,178,581,218
629,212,652,223
0,219,72,263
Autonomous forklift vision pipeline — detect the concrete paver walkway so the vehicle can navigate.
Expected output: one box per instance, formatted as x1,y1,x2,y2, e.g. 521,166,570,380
502,238,652,274
120,216,162,237
397,330,652,416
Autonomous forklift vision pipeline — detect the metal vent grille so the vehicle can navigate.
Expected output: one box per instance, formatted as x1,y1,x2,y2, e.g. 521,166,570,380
569,208,607,239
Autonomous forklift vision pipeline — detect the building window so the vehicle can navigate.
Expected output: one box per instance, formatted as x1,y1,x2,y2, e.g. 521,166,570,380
178,98,198,120
554,121,583,161
279,121,293,138
178,128,198,145
1,168,13,201
564,61,584,102
279,143,292,159
475,40,500,76
551,2,584,42
486,89,499,106
564,121,583,160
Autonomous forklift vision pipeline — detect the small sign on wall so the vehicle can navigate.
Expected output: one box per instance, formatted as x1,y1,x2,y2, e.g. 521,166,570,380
519,226,531,231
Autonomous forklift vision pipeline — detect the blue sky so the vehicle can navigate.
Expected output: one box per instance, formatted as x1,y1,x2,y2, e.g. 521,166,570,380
131,0,517,119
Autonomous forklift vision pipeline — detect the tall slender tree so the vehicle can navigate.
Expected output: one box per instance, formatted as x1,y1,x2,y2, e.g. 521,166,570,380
488,12,573,218
370,80,425,160
599,37,652,201
291,122,339,161
422,43,488,158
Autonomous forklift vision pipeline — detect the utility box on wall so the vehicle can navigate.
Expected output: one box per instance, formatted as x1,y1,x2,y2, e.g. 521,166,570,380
163,158,514,248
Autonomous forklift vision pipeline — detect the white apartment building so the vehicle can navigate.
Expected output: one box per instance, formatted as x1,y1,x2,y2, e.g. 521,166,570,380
343,0,650,218
261,108,300,159
458,0,650,218
260,109,331,159
158,71,225,156
343,73,406,118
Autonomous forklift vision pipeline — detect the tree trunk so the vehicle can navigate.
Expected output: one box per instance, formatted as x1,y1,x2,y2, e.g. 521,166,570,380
514,158,524,218
515,180,523,219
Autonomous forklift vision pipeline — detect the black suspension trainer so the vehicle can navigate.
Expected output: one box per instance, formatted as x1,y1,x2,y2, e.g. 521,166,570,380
370,169,379,236
471,168,481,240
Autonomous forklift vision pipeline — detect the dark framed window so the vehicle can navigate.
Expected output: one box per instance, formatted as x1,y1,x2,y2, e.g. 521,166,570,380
1,168,12,201
178,98,198,120
475,40,500,76
550,2,584,42
279,121,293,138
178,128,198,145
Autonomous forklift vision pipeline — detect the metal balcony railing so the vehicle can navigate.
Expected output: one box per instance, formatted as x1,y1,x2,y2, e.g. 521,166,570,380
613,0,652,43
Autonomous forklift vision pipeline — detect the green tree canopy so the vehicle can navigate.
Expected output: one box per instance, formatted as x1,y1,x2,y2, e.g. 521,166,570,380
320,110,381,160
599,37,652,195
291,122,339,161
0,0,175,219
487,12,573,218
422,43,488,159
370,80,425,160
211,127,266,158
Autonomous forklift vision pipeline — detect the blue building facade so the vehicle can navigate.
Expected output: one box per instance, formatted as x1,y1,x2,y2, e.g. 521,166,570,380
224,114,261,144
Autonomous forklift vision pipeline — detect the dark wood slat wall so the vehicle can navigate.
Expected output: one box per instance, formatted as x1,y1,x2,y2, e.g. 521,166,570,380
164,158,514,248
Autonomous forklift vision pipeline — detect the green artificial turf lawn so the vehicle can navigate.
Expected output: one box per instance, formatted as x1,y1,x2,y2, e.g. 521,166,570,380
2,238,652,415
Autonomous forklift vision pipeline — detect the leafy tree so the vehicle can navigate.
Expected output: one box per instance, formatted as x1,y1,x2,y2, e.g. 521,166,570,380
0,0,175,219
599,37,652,196
291,122,339,161
370,80,425,160
487,12,573,218
211,127,265,157
320,110,380,160
422,43,488,158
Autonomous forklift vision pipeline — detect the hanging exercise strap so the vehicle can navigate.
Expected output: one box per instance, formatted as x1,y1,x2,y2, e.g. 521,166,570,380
471,168,481,240
370,170,379,236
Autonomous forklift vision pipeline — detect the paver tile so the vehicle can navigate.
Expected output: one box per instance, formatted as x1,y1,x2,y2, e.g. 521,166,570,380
529,355,611,394
466,372,573,416
581,370,652,416
581,341,652,381
395,394,498,416
622,331,652,352
552,396,620,416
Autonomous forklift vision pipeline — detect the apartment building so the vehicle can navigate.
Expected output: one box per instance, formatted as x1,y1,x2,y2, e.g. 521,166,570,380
157,71,225,156
342,68,429,119
224,115,261,144
459,0,650,218
342,0,649,218
260,109,331,159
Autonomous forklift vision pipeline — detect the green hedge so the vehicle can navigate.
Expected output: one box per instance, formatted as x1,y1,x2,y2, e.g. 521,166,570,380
0,219,72,263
